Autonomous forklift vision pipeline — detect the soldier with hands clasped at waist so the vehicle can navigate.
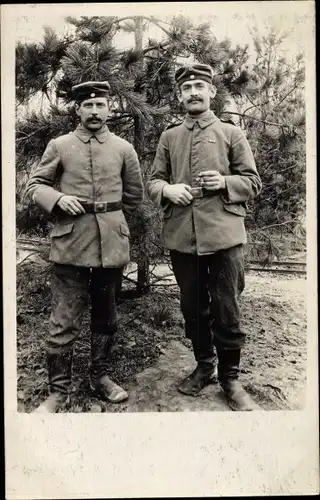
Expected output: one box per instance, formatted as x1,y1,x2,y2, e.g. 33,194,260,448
148,64,262,411
26,81,144,413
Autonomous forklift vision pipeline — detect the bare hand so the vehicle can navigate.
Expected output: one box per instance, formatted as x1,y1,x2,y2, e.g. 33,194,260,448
196,171,226,191
162,183,193,206
57,195,86,215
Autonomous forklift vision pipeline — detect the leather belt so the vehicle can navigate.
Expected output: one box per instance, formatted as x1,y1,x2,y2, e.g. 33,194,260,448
190,187,219,199
80,201,122,213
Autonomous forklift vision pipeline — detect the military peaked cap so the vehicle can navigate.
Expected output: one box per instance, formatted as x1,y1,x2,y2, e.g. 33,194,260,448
175,64,213,85
71,81,111,102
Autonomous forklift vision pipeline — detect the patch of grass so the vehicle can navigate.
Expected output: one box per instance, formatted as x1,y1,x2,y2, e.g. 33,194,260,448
17,263,187,412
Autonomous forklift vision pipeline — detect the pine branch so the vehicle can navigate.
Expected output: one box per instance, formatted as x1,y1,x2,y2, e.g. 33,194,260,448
252,219,299,232
116,16,171,37
243,93,271,115
16,127,47,143
274,84,300,110
143,41,171,55
221,111,292,128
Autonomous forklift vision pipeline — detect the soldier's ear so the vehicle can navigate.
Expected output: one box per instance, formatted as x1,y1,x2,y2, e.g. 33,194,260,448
75,103,81,116
177,89,183,103
209,84,217,99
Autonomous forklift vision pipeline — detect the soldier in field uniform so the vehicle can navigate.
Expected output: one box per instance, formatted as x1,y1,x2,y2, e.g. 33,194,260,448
26,81,144,413
148,64,262,411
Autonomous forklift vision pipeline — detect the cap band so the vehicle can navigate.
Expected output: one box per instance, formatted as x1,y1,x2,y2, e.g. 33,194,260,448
71,81,110,102
175,64,213,86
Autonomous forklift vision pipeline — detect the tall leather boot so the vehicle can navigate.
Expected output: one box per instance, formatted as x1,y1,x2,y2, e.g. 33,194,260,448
178,327,218,397
33,351,73,413
89,333,128,403
217,348,255,411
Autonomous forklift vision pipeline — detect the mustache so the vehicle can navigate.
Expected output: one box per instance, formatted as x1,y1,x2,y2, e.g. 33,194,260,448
87,117,102,121
188,98,202,103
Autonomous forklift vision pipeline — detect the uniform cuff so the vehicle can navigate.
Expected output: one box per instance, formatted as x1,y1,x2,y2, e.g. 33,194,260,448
33,187,65,214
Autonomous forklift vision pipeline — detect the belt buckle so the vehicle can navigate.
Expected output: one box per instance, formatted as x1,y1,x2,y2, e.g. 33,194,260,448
191,187,204,199
94,202,107,213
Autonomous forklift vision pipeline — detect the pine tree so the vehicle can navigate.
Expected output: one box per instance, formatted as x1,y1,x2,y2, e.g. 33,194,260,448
16,15,253,292
213,24,306,261
242,26,306,253
18,17,307,281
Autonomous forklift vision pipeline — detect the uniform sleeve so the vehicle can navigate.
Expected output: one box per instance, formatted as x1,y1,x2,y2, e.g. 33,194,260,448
121,145,144,214
222,127,262,204
147,132,171,209
25,139,64,213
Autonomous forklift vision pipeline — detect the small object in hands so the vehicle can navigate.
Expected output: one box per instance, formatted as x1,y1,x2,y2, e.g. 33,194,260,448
190,187,204,198
197,170,225,191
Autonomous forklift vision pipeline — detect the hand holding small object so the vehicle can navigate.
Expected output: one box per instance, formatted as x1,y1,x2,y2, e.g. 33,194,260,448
163,183,194,206
196,170,226,191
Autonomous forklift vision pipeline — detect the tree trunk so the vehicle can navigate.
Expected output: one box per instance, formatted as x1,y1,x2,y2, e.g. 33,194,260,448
114,16,150,299
136,231,150,295
134,17,150,295
134,16,144,51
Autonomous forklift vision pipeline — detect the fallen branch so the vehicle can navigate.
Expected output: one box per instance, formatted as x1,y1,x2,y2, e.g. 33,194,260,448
122,275,138,285
149,283,178,287
122,272,175,288
17,251,39,266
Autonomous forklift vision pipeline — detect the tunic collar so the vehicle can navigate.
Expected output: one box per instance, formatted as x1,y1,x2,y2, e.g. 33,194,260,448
184,109,218,130
74,123,109,143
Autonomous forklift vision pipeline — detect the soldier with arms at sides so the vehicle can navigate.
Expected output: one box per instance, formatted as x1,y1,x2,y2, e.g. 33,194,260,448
148,64,262,411
26,81,144,413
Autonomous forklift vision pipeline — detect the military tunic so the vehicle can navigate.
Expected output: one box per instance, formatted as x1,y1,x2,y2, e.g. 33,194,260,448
147,110,261,255
26,124,144,268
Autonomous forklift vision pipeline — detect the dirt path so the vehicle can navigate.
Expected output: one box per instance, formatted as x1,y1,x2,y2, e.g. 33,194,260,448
17,259,306,413
241,273,307,410
97,340,261,413
88,273,306,413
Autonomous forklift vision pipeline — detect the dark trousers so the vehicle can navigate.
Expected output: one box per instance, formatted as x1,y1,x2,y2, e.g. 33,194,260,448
47,264,122,354
170,245,246,358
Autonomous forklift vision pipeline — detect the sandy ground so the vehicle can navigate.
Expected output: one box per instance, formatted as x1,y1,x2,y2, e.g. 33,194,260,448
16,253,307,413
239,273,307,410
101,273,306,413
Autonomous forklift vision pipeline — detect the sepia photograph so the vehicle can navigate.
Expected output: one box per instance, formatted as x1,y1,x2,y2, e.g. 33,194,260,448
14,4,309,414
2,1,318,498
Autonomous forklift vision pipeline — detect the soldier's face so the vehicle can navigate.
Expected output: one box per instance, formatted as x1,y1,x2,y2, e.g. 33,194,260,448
76,97,109,130
178,80,216,115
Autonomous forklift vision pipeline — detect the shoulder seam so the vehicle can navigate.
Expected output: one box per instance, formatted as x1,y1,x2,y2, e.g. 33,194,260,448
220,118,237,126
